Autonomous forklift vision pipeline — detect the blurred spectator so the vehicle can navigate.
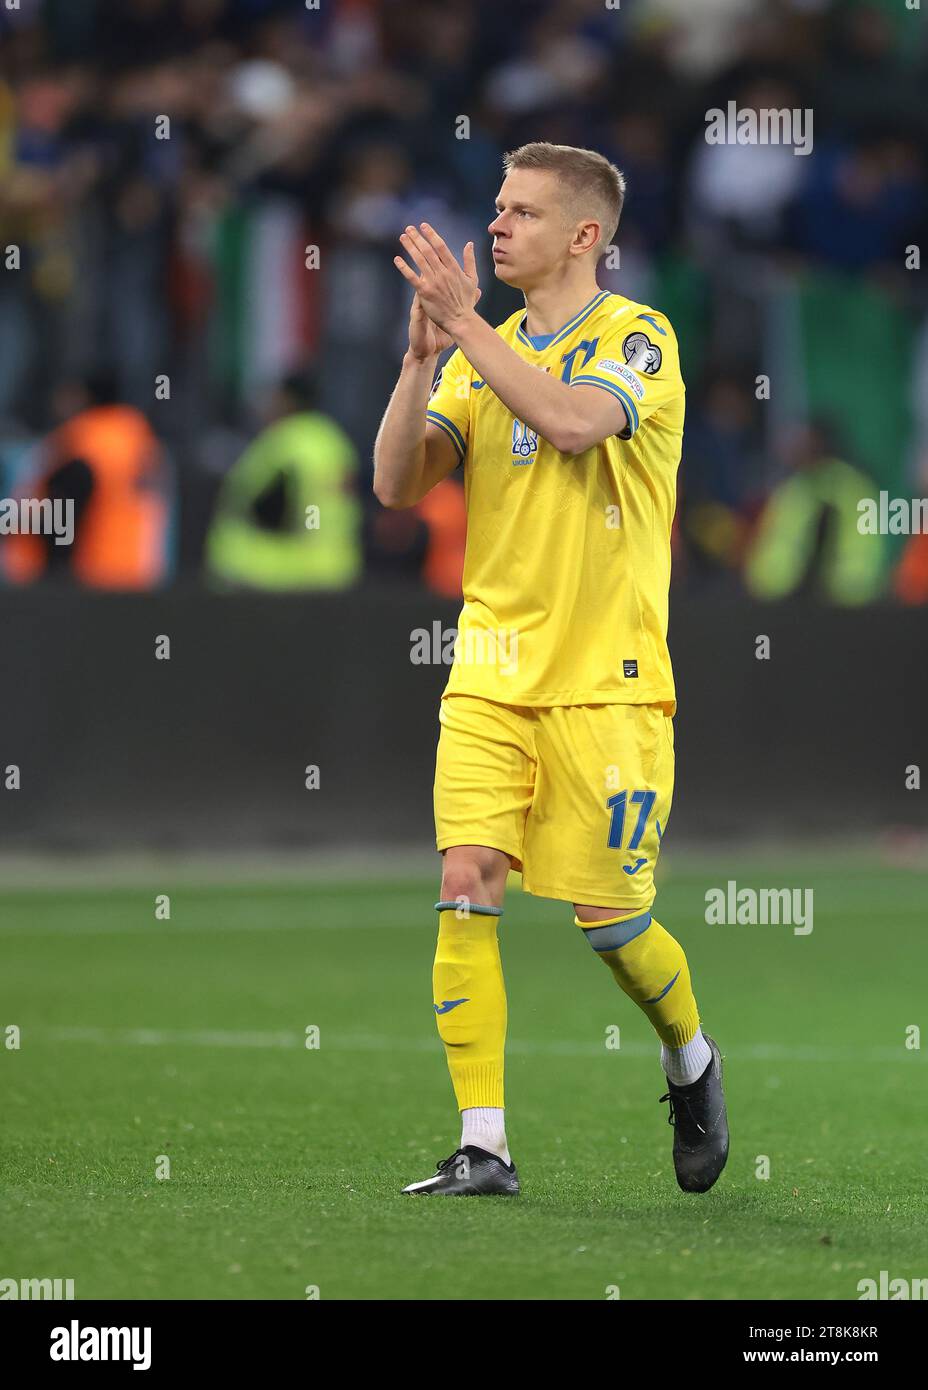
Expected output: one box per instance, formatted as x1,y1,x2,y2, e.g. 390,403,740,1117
639,0,767,79
205,372,361,590
894,531,928,606
363,504,430,587
415,475,466,599
686,77,808,256
365,470,466,598
2,371,175,589
789,135,927,272
820,2,927,138
679,373,764,587
744,420,887,606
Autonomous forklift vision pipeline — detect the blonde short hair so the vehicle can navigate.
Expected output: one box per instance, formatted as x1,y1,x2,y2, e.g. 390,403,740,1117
501,142,626,252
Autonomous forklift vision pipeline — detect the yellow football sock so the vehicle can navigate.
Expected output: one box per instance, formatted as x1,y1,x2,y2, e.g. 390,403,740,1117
578,910,700,1048
433,901,506,1110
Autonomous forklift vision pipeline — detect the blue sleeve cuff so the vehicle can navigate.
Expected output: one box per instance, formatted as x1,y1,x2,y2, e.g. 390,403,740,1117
570,374,640,438
426,409,466,460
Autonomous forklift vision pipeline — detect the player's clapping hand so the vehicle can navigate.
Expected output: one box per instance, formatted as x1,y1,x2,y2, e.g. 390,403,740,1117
395,224,481,339
407,292,453,361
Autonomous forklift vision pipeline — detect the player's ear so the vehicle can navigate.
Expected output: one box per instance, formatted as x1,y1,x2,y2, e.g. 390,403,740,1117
583,220,601,250
570,219,599,255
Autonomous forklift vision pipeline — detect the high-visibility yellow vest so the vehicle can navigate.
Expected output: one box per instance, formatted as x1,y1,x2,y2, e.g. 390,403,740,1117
206,412,361,590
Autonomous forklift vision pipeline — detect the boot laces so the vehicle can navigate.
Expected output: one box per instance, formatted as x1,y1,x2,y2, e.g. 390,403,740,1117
660,1090,707,1138
436,1148,470,1175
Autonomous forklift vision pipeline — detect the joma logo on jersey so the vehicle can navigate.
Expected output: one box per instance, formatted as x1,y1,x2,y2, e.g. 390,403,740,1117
511,419,538,464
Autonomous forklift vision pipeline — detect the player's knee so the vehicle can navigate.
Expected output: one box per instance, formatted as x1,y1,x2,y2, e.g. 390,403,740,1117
439,869,494,909
440,851,505,910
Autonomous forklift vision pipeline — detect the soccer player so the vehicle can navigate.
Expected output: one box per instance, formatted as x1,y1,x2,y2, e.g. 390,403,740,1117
373,142,728,1197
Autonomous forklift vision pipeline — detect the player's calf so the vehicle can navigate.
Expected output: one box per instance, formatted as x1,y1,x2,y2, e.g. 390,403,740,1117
577,907,728,1192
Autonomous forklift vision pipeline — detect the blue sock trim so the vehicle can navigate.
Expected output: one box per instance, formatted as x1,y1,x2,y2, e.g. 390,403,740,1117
434,901,503,916
582,911,652,952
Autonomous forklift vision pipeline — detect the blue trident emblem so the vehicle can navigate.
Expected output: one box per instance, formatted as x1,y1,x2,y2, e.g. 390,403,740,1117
511,418,538,465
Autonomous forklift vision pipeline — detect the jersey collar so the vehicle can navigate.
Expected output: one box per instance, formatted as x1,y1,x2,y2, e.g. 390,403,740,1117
516,289,611,352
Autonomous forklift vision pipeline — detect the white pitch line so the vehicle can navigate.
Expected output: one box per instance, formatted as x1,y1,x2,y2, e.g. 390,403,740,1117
33,1026,923,1064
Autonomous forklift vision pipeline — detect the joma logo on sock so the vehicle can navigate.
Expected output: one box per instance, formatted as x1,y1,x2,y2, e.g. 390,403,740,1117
704,881,813,935
434,998,469,1014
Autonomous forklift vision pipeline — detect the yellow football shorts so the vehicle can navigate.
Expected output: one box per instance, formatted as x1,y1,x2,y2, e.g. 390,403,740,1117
434,694,675,911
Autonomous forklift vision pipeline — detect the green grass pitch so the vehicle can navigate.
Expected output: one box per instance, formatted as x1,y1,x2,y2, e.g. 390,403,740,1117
2,850,925,1301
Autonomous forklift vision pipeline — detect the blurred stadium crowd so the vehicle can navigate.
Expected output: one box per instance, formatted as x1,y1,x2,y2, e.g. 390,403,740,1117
1,0,928,602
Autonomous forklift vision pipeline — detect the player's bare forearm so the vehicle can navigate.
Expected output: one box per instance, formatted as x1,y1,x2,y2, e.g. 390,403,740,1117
450,311,586,450
447,309,622,455
373,350,439,509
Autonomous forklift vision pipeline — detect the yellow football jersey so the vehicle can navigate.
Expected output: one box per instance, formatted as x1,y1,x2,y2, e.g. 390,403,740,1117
426,288,684,711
